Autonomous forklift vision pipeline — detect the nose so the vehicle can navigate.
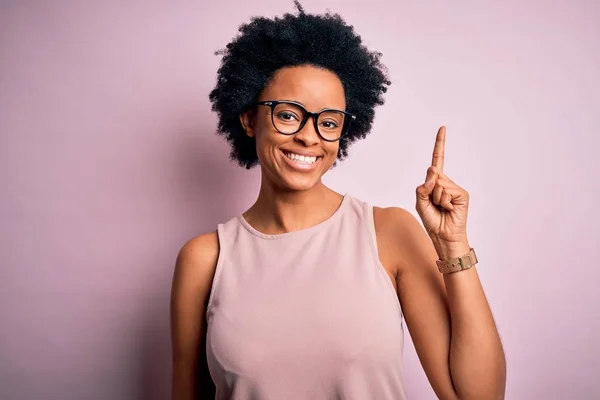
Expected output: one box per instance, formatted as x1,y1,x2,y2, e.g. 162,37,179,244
294,116,320,146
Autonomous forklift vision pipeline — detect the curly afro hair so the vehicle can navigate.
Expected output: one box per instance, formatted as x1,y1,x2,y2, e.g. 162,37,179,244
209,1,391,169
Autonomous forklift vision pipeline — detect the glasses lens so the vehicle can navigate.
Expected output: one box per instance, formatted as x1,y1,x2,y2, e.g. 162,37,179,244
317,111,346,141
272,103,305,134
271,102,348,140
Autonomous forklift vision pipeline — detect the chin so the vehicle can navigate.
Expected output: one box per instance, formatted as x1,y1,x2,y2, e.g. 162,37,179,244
285,180,320,192
260,150,334,192
274,168,328,193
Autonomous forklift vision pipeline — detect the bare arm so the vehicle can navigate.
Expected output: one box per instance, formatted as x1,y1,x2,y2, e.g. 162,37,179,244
170,232,219,400
375,207,506,400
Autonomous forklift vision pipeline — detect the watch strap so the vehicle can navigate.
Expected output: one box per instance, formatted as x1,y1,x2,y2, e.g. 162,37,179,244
436,248,478,274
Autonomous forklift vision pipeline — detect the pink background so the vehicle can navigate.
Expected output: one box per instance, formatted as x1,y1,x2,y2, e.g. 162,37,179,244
1,1,598,398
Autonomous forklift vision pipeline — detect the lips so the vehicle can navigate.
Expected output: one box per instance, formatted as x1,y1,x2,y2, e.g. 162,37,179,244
280,150,322,171
283,151,320,164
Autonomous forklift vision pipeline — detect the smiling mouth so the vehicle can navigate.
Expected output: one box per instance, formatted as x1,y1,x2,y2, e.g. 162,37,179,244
282,151,322,165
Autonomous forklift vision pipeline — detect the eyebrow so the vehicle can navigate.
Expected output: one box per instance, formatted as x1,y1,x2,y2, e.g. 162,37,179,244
276,99,346,112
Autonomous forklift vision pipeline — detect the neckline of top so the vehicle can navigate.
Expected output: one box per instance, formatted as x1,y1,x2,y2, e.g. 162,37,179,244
237,194,349,240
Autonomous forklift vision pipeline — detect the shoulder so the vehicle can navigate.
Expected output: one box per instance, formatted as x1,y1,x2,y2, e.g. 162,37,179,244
372,205,434,274
177,231,220,268
172,231,220,296
373,206,423,240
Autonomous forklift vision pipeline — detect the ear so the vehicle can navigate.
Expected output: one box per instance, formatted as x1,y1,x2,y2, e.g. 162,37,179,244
239,110,255,138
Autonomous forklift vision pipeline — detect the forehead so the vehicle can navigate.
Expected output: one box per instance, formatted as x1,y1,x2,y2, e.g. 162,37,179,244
259,65,346,111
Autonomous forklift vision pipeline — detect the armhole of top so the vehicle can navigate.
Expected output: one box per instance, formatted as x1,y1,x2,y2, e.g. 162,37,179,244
367,204,380,257
365,202,404,318
205,224,226,320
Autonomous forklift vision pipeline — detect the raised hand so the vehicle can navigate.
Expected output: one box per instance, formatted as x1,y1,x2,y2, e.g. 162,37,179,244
415,126,470,248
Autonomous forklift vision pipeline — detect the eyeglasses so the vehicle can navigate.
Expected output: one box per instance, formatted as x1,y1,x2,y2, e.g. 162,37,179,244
254,100,356,142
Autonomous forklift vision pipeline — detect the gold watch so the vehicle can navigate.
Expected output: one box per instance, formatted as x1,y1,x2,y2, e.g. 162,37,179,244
436,248,478,274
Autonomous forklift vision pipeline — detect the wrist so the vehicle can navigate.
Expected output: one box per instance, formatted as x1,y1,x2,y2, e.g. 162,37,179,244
432,238,471,260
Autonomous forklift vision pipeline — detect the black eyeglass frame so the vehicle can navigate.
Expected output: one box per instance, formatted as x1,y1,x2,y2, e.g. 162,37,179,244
253,100,356,142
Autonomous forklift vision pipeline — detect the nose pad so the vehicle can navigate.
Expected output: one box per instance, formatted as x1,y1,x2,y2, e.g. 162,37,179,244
294,116,320,146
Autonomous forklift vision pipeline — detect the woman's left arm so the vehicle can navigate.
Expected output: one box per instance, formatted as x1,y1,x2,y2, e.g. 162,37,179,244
382,126,506,399
383,207,506,400
439,241,507,400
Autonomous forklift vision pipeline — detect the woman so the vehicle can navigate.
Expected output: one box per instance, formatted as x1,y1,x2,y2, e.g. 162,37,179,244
170,2,506,399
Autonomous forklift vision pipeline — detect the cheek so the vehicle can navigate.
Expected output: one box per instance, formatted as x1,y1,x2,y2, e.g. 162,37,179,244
325,142,340,160
253,124,285,159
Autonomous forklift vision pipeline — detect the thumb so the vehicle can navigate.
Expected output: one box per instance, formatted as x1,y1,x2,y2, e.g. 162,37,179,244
416,177,435,202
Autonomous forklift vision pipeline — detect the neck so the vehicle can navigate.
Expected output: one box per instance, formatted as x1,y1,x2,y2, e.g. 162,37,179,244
244,179,343,235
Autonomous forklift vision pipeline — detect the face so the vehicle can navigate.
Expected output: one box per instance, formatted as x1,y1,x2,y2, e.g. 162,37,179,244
240,65,346,192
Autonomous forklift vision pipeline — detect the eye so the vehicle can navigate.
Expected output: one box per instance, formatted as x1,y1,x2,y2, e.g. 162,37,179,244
276,112,300,122
320,120,339,129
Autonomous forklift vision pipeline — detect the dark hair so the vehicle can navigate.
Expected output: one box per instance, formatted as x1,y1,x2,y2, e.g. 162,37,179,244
209,1,391,169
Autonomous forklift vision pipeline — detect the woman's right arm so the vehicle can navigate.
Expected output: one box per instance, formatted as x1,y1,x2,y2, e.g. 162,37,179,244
170,232,220,400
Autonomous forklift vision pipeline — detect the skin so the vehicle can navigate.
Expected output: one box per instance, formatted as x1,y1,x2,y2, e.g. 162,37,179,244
170,65,506,399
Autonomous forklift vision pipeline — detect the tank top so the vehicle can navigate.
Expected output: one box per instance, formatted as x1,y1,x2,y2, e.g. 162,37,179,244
205,195,407,400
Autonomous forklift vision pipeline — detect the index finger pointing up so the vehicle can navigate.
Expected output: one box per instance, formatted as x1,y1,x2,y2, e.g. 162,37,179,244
431,126,446,171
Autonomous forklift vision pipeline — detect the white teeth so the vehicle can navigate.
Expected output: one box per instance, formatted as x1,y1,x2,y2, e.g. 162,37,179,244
284,152,318,164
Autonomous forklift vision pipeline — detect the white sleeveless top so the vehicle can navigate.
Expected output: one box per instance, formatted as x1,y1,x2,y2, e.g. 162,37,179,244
205,195,407,399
